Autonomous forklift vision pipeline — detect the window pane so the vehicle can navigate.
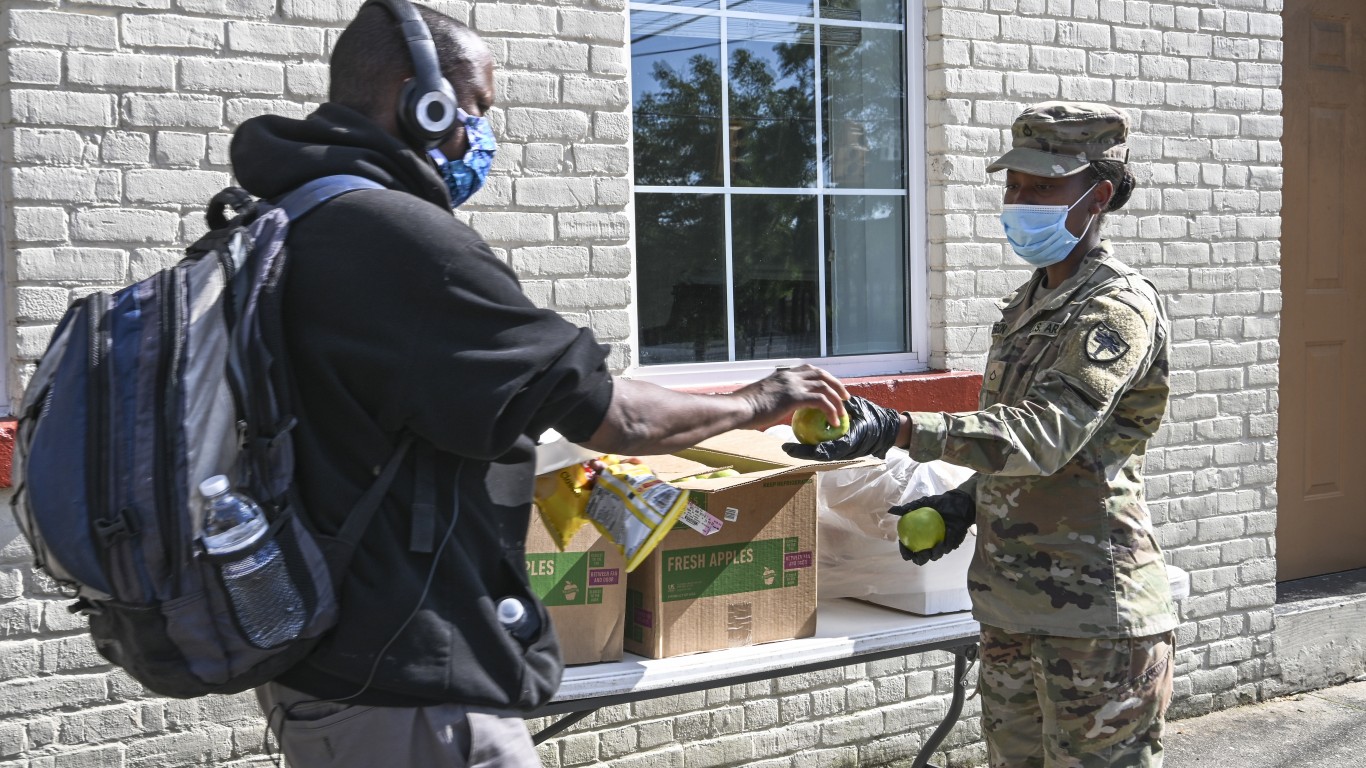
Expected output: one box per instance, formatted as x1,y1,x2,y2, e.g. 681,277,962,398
629,0,913,370
729,20,816,188
826,195,906,355
819,0,903,24
729,0,813,18
636,193,729,364
733,194,820,360
632,12,724,186
822,25,904,189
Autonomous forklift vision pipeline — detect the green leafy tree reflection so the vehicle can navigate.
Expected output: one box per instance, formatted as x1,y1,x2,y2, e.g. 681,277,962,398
635,37,820,362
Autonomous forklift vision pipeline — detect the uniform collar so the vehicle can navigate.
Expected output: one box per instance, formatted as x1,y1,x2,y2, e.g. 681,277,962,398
998,241,1117,335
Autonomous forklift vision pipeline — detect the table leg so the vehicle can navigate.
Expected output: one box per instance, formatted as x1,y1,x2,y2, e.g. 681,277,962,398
532,708,596,745
911,643,979,768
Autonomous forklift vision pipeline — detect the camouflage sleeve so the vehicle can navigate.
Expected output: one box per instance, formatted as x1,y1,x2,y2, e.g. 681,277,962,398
906,292,1157,476
954,472,979,500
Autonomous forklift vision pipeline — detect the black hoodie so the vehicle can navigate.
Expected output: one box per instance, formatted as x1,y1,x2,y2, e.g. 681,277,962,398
230,103,613,708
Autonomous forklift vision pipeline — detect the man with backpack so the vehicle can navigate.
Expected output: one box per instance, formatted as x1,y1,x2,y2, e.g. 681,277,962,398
226,2,849,765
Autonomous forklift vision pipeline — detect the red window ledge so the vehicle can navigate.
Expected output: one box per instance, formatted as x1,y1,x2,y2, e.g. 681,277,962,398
680,369,982,414
0,418,14,488
0,373,981,489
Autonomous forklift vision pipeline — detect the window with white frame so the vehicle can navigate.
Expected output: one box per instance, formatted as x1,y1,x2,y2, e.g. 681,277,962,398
628,0,923,382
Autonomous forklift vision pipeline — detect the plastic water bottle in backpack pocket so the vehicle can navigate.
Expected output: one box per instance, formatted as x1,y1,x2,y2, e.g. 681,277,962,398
199,475,307,648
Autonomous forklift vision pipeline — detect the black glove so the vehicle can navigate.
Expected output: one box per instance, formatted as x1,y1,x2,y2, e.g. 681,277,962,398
782,395,902,462
888,490,975,565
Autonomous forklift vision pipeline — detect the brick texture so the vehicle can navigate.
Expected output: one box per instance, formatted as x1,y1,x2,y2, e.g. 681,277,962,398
1,0,633,395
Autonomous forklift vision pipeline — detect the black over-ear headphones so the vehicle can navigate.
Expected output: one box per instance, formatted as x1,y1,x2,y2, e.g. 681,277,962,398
364,0,460,150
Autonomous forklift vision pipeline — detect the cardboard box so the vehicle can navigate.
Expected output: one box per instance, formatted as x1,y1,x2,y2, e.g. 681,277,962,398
624,430,868,659
525,516,626,665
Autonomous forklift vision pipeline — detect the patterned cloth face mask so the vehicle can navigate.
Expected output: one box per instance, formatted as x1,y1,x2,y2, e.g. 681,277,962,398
999,183,1098,268
428,109,497,209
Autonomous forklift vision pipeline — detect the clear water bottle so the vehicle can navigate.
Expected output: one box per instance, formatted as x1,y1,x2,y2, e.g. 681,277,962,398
496,596,540,645
199,475,305,648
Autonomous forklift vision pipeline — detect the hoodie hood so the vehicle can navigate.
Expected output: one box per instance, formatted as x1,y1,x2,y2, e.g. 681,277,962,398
230,102,451,209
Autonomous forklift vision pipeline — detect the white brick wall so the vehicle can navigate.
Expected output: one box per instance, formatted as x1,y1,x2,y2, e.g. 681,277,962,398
0,0,1289,765
460,1,636,368
1,0,634,395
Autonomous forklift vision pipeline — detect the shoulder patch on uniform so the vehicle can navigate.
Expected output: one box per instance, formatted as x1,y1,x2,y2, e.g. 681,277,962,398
990,321,1008,337
1085,321,1130,363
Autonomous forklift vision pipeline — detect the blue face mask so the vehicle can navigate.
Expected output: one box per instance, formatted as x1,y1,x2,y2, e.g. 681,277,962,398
428,109,497,209
999,183,1098,268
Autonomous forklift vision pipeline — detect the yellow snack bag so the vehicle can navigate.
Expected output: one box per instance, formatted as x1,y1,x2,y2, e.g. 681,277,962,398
584,461,690,572
532,462,594,549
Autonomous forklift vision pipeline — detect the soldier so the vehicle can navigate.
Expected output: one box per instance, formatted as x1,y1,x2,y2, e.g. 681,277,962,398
790,102,1178,767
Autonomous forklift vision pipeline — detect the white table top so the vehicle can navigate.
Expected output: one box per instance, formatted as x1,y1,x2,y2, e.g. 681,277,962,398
550,565,1190,708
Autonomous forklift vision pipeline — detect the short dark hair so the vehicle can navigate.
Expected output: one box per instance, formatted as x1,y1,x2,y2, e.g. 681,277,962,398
1088,159,1135,212
329,3,486,119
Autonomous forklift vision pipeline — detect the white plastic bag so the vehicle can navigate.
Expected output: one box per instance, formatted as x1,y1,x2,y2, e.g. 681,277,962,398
809,435,976,612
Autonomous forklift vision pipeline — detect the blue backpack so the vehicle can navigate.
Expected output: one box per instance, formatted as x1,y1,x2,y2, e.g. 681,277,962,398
12,175,411,698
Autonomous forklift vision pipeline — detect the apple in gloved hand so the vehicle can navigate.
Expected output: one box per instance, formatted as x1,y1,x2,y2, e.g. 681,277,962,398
782,396,901,462
791,407,850,446
897,507,946,553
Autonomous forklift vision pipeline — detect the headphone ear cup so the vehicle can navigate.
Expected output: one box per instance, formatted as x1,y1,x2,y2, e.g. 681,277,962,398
419,78,459,138
396,78,459,149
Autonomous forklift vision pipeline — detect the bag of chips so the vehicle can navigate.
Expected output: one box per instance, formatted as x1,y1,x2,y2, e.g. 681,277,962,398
532,462,596,549
584,461,690,572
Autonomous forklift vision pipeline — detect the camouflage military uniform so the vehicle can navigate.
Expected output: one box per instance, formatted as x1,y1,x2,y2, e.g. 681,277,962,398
906,240,1176,638
979,626,1173,768
906,241,1177,767
901,100,1177,768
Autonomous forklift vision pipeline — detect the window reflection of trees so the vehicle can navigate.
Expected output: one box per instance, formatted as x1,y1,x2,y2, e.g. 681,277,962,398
634,52,723,187
727,29,816,188
633,13,906,364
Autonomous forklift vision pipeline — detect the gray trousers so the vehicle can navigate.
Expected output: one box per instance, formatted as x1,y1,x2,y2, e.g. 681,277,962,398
257,682,542,768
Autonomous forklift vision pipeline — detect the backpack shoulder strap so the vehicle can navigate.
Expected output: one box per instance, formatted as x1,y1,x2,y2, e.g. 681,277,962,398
336,433,417,551
274,175,386,222
267,175,403,574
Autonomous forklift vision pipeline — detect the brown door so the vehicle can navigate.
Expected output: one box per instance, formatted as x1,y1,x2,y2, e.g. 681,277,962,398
1279,0,1366,580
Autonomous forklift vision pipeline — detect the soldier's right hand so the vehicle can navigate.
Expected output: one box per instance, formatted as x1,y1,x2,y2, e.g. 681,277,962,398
889,490,975,565
783,395,902,462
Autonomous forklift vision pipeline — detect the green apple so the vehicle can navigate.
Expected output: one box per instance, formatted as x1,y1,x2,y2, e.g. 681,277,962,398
897,507,946,553
707,469,741,478
791,407,850,446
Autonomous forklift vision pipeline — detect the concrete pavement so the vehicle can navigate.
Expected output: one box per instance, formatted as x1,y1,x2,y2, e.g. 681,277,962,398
1164,678,1366,767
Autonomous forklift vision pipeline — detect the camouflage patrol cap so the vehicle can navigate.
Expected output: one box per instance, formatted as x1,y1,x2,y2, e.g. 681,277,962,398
987,101,1130,178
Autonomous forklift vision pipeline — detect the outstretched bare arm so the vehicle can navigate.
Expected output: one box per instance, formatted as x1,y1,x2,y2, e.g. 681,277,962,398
581,364,849,456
